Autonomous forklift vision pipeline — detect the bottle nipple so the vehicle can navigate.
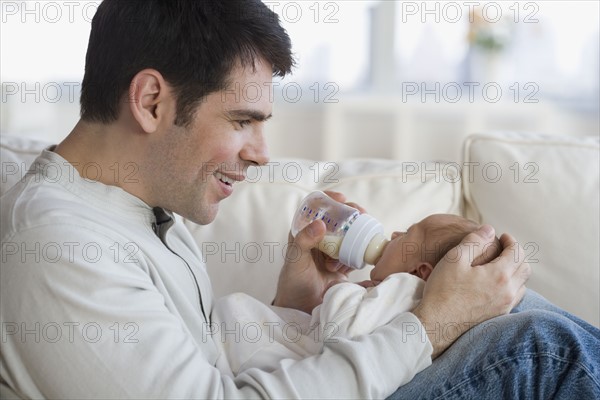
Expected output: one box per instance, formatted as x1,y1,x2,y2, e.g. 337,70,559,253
363,233,390,265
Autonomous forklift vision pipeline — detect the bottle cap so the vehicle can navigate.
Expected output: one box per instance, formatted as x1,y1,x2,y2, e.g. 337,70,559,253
339,213,384,269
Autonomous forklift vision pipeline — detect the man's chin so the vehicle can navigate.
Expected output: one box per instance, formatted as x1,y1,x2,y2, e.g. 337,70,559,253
182,204,219,226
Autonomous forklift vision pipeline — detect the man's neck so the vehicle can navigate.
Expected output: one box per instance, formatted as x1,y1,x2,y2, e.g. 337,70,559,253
54,119,150,203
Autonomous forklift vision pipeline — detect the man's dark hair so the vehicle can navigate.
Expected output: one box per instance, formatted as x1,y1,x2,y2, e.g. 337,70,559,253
80,0,294,126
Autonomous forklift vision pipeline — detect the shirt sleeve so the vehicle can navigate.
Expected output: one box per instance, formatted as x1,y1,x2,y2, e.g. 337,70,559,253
312,273,425,339
1,225,432,399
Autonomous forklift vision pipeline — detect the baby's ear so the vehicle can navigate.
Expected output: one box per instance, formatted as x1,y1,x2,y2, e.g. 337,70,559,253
415,262,433,281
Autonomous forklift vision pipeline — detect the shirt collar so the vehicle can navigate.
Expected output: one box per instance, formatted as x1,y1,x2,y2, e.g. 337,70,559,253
33,147,157,226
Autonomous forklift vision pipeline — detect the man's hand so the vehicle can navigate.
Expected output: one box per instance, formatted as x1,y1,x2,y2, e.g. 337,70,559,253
272,191,363,314
411,225,531,359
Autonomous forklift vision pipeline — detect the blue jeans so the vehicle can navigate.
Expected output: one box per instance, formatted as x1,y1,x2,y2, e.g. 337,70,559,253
388,290,600,399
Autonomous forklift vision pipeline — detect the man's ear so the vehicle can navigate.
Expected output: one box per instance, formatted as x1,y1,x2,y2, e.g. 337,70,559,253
128,69,170,133
415,262,434,281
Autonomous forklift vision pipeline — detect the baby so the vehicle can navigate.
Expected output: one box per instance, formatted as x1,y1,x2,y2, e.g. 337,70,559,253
212,214,502,378
369,213,502,284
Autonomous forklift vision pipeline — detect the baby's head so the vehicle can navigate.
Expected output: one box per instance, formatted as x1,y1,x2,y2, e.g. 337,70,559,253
370,214,501,282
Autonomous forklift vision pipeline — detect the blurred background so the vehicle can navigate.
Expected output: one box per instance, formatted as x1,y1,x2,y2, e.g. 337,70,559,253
1,0,599,162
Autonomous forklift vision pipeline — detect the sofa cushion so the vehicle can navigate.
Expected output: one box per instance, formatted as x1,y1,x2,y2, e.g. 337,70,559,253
185,159,462,304
463,131,600,326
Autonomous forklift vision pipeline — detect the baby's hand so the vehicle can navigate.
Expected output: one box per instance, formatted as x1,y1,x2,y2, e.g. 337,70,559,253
355,280,382,289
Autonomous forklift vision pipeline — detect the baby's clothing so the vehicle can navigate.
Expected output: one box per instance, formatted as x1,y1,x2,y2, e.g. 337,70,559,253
212,273,425,376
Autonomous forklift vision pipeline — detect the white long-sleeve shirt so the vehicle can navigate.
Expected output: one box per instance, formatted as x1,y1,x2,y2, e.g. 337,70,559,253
0,149,433,399
213,273,425,376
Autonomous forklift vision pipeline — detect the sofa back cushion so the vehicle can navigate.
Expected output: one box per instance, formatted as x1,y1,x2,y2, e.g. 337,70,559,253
463,132,599,326
185,159,462,304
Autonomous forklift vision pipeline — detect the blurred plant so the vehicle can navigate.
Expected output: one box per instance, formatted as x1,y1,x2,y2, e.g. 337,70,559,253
467,10,513,53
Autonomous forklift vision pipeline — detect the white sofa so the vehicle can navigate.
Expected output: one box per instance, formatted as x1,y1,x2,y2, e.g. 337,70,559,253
1,131,598,327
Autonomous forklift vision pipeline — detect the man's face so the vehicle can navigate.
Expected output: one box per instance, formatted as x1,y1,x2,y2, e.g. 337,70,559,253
146,60,273,224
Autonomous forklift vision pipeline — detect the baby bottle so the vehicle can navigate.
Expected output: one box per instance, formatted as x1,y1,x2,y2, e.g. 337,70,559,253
290,191,389,269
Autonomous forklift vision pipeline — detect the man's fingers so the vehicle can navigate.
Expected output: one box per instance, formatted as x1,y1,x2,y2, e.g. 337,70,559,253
322,258,352,275
323,257,343,272
511,283,528,310
345,202,367,214
498,233,525,272
324,279,347,292
323,191,368,214
499,232,516,249
513,256,532,286
450,224,496,268
323,190,346,203
337,265,353,275
496,233,530,311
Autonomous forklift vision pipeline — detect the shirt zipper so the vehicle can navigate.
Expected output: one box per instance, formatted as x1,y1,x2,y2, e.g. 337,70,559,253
152,222,207,321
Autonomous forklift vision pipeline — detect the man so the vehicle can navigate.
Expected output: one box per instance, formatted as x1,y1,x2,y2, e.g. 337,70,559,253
1,1,598,398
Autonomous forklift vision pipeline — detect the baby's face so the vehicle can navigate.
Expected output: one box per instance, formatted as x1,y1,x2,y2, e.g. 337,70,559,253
370,219,427,282
370,214,458,282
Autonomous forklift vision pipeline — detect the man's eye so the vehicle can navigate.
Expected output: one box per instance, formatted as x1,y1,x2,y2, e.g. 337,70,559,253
237,120,252,128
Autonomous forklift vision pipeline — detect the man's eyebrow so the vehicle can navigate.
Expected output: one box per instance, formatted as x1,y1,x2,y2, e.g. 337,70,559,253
225,109,273,122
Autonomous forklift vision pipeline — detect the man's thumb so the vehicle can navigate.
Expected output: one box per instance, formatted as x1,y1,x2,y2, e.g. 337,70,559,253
477,224,495,239
294,220,326,252
454,224,496,266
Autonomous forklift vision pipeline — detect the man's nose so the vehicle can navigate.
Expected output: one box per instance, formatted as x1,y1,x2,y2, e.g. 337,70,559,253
241,128,269,166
